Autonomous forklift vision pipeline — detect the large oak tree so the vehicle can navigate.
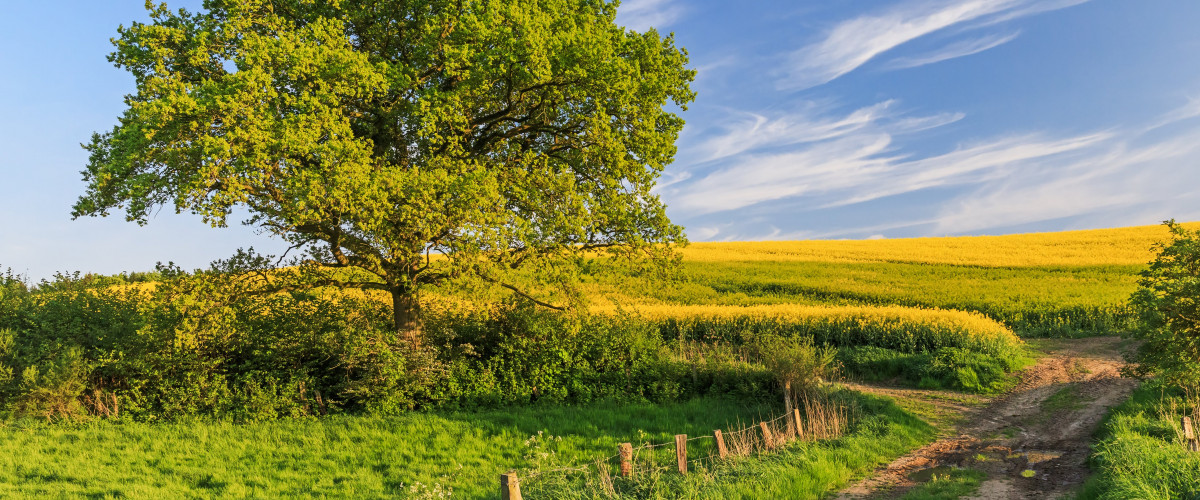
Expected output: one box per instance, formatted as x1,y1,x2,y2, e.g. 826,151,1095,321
75,0,695,343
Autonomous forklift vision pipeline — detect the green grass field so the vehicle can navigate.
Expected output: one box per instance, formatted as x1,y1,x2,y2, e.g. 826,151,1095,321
0,392,931,499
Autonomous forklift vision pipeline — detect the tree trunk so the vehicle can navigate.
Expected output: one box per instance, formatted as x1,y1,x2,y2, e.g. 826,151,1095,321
392,289,422,347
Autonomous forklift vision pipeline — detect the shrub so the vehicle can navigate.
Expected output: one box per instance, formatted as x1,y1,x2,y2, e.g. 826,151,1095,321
0,266,783,421
756,335,836,413
1127,221,1200,389
0,264,420,421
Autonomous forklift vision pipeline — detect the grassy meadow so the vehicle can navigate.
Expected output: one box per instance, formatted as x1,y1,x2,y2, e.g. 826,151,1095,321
0,222,1187,498
0,392,932,499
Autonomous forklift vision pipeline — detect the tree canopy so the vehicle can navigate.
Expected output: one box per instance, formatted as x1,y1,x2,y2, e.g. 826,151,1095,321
75,0,695,339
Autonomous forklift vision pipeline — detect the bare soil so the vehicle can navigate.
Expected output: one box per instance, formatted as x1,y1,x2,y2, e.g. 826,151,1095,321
836,336,1137,500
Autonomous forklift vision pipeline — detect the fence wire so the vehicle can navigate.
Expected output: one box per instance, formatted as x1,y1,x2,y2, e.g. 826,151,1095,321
509,403,839,489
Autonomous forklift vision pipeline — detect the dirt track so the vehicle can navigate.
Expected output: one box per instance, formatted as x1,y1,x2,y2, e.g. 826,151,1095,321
836,337,1137,499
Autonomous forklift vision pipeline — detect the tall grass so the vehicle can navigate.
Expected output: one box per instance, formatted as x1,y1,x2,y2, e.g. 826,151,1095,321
1084,383,1200,499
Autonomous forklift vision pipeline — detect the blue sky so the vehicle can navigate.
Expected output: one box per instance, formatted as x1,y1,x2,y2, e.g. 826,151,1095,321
2,1,1200,279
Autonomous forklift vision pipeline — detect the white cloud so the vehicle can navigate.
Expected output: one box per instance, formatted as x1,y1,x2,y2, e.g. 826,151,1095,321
691,226,721,239
670,134,899,215
932,129,1200,233
669,130,1108,216
976,0,1092,26
665,98,973,215
682,100,964,167
615,0,684,32
694,101,895,163
884,31,1020,70
779,0,1090,90
666,98,1200,241
1147,97,1200,131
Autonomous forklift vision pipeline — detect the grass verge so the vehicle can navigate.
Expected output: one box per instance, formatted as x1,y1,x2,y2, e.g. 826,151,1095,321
1080,382,1200,499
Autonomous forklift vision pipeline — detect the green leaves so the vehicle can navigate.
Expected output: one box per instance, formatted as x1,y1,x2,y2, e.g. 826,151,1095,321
1128,220,1200,388
77,0,694,325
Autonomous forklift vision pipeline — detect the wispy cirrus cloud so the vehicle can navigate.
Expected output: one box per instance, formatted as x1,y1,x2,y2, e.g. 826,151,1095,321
883,30,1020,70
679,100,964,167
668,129,1108,216
1147,96,1200,131
778,0,1089,90
664,99,1200,241
665,99,973,214
932,123,1200,234
694,101,895,163
615,0,684,32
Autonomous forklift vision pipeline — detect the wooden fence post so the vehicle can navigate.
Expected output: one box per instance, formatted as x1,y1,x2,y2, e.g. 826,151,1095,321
759,421,773,450
501,471,522,500
794,408,804,441
714,430,728,459
1184,417,1197,452
675,434,688,474
619,442,633,477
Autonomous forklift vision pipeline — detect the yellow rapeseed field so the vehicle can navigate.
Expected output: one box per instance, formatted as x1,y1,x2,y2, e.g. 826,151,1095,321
680,222,1198,267
595,303,1023,355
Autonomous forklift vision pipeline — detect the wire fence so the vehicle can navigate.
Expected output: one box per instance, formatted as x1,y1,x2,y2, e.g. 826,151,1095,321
499,396,852,498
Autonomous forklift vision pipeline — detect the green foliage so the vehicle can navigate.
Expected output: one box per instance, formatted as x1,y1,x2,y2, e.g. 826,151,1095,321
1127,221,1200,388
424,306,689,408
837,346,1031,393
0,264,789,421
756,335,836,398
0,265,410,421
75,0,695,324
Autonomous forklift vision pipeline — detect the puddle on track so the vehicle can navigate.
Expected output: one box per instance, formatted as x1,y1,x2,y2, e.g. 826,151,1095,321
1021,450,1063,465
909,465,960,483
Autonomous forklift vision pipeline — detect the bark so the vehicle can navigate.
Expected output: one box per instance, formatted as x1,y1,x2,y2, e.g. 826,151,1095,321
392,288,423,347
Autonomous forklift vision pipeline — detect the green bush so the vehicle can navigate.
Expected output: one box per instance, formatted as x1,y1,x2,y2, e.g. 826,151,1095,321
422,305,775,409
0,266,780,421
837,345,1028,393
1127,221,1200,389
757,335,836,412
0,264,418,421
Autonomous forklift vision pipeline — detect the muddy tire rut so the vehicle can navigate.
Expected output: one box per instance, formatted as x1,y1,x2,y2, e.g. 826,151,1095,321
836,337,1137,500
